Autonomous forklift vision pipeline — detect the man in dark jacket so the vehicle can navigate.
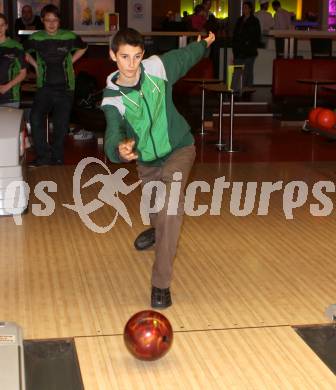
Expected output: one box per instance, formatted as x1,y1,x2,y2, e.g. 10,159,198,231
232,1,261,92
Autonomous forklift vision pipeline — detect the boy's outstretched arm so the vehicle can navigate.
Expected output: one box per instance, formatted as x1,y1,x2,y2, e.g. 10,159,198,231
160,31,216,85
201,31,216,47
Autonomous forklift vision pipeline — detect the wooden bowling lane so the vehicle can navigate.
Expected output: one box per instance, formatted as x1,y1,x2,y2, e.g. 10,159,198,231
75,326,336,389
2,160,336,386
1,161,336,339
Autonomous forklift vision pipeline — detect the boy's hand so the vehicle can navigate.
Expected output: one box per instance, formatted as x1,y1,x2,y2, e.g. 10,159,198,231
118,138,138,161
0,84,10,95
204,31,216,48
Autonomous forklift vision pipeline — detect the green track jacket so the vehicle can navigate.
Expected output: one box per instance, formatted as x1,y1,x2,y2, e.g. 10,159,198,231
102,40,207,166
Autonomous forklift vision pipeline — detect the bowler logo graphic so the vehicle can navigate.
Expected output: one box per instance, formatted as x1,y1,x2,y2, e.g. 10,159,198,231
63,157,141,233
5,159,335,229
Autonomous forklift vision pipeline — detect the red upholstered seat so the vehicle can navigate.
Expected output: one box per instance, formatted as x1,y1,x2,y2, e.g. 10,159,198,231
74,57,117,91
272,58,336,99
173,57,215,97
272,59,312,97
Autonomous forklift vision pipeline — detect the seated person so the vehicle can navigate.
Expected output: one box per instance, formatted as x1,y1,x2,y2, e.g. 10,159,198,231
15,4,43,41
162,10,175,30
161,10,184,31
190,5,206,32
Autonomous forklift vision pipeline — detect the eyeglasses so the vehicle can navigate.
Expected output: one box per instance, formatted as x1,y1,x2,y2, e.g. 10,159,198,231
43,19,59,24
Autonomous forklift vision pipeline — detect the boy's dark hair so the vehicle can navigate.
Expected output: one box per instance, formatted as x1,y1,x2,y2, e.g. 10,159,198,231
0,13,8,24
194,5,204,15
110,28,144,53
41,4,60,19
272,1,281,8
243,1,254,13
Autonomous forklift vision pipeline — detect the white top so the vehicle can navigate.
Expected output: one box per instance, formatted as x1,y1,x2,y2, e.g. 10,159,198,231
274,8,292,30
255,10,274,33
0,107,23,167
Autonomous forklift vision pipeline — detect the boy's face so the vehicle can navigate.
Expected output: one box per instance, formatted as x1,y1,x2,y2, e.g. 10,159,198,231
110,44,144,83
22,6,33,22
242,3,251,16
42,12,60,35
204,0,211,11
0,18,8,38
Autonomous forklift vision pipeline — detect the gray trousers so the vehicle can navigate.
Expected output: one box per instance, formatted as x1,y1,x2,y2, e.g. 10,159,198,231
137,145,196,289
232,56,256,91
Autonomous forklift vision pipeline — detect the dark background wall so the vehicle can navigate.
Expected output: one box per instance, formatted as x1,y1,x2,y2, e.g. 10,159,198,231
302,0,319,17
152,0,180,30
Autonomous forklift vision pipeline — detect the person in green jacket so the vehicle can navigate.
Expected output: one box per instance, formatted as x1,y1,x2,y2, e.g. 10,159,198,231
24,4,87,166
102,28,215,308
0,13,27,108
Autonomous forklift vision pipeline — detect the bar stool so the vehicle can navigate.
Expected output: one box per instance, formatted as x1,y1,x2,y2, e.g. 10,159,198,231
202,64,244,152
297,79,336,109
183,78,220,135
204,83,237,152
297,79,336,131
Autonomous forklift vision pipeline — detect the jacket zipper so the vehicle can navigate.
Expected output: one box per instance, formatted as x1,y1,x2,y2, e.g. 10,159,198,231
140,90,159,160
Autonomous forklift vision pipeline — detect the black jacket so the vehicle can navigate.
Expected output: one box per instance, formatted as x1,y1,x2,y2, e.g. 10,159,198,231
15,16,44,41
232,15,261,58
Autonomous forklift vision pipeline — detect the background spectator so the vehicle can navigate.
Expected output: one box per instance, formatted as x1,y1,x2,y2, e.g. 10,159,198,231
202,0,213,20
191,5,206,32
0,13,27,108
162,10,175,30
272,0,292,30
232,1,261,92
15,4,43,41
255,0,274,34
24,4,87,166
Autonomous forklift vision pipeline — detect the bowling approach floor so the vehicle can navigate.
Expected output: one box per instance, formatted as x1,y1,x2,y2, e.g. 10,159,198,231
3,116,336,388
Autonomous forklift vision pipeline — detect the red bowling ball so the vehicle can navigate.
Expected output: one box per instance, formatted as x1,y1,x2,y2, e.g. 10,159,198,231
316,108,336,130
124,310,173,361
308,107,323,127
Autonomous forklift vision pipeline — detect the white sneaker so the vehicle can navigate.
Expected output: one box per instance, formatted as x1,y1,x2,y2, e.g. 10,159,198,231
26,122,31,134
25,137,32,149
73,129,94,140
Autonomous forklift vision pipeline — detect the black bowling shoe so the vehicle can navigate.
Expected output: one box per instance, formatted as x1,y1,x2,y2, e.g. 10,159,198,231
134,227,155,250
151,286,172,309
